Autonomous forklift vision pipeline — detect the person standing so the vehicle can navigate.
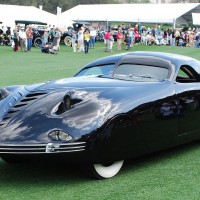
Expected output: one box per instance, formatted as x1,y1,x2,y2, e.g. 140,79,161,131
19,27,27,51
77,28,84,52
104,30,110,52
175,29,181,46
195,32,200,48
129,28,134,47
108,32,114,52
188,32,195,47
125,29,131,50
71,31,77,52
116,29,123,51
49,27,54,43
43,29,49,44
170,29,175,46
89,27,96,49
12,27,19,52
52,28,61,51
83,29,90,54
26,26,33,51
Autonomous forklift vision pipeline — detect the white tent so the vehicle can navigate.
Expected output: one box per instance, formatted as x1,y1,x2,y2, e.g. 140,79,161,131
60,3,200,27
0,4,57,29
192,13,200,25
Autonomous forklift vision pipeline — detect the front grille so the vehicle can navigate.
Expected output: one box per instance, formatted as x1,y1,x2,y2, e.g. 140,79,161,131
0,142,86,154
0,91,47,129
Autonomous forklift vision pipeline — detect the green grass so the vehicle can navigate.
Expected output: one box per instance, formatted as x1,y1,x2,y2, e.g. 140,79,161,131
1,43,200,87
1,43,200,200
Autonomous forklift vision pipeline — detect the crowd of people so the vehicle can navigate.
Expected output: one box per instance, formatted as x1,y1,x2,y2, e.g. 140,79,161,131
140,25,200,48
102,24,200,51
70,23,200,53
1,23,200,54
11,25,62,54
0,26,12,45
70,27,97,54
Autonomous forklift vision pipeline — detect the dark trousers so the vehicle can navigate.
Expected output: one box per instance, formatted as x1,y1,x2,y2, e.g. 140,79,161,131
84,40,90,53
13,38,19,51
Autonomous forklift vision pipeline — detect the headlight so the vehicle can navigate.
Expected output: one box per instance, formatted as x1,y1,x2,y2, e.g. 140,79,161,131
58,130,73,141
0,88,9,101
48,130,73,141
48,130,59,141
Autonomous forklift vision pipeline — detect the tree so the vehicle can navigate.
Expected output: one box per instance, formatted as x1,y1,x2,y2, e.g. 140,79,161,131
0,0,137,13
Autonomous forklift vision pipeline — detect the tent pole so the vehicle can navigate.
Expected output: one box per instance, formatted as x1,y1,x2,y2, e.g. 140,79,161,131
173,18,176,29
106,19,108,31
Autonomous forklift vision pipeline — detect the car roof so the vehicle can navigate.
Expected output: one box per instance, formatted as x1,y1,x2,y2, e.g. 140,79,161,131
75,51,200,77
83,51,197,67
131,51,197,62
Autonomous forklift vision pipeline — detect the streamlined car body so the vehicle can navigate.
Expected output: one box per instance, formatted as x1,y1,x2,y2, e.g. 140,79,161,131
1,51,200,179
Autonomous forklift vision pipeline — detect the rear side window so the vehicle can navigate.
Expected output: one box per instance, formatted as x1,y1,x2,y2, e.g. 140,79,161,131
176,65,200,83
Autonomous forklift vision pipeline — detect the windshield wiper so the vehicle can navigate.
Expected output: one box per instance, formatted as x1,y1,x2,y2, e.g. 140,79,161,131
96,73,113,78
128,73,151,78
113,73,164,81
128,73,162,80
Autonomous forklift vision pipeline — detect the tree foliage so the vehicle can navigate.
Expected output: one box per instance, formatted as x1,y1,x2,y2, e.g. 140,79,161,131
0,0,121,13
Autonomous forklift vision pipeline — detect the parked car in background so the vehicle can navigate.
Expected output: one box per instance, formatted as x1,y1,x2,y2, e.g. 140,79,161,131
60,26,73,46
15,20,47,47
15,20,74,47
1,52,200,179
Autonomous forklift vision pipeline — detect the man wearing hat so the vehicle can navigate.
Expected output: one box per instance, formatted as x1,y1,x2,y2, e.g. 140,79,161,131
18,27,27,51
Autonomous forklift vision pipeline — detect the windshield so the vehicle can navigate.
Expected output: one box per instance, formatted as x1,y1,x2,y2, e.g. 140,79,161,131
75,64,115,77
113,64,169,81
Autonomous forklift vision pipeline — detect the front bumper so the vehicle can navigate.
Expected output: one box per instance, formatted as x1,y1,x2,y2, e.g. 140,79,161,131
0,142,86,154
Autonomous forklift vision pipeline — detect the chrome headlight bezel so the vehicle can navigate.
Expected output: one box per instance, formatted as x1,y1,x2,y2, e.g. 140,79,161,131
48,130,73,141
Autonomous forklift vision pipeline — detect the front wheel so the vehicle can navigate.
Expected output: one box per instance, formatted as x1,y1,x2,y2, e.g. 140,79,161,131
84,160,124,179
64,36,72,46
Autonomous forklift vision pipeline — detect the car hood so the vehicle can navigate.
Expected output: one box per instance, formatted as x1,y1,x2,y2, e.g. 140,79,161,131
0,76,173,144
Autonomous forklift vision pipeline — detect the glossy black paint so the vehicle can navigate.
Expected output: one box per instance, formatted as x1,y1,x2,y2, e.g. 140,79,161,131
1,51,200,164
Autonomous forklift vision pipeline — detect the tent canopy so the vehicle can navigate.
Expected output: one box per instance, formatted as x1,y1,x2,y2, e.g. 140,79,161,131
0,4,57,28
192,13,200,25
1,3,200,29
61,3,200,25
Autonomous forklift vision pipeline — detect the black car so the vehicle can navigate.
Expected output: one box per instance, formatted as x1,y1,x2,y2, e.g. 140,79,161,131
1,51,200,179
15,20,47,47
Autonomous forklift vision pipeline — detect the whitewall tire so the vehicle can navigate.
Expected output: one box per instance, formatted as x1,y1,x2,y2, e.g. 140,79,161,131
84,160,124,179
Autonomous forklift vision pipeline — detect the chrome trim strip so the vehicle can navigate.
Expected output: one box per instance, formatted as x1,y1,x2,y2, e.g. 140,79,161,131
13,96,18,101
0,142,86,154
0,146,85,151
0,142,85,146
0,149,85,154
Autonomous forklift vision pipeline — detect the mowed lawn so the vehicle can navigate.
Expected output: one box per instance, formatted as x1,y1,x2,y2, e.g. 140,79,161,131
1,43,200,200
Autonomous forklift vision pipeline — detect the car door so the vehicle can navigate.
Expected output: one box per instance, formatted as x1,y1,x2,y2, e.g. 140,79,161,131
135,81,178,153
174,65,200,143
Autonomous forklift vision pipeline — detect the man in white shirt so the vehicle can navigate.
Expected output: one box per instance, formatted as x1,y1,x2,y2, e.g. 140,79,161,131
90,28,96,49
18,27,27,51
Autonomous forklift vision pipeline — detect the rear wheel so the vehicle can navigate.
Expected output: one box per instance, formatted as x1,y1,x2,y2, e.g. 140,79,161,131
34,37,43,48
84,160,124,179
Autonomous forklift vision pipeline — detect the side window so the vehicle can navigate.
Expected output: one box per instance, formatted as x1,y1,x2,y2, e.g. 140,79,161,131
75,64,115,76
176,65,200,83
